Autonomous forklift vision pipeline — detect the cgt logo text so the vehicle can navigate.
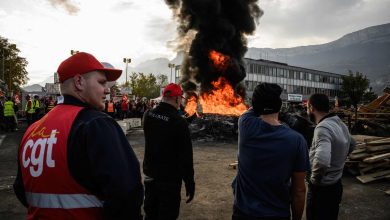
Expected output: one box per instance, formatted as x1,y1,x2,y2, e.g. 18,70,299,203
22,129,58,177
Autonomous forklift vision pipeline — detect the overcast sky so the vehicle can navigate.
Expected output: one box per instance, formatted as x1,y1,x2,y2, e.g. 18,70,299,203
1,0,389,85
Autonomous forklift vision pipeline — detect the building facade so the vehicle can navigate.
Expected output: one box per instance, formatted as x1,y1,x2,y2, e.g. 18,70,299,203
174,58,343,102
244,58,343,102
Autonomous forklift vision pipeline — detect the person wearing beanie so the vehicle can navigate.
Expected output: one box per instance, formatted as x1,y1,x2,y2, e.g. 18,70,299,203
232,83,310,220
13,52,143,220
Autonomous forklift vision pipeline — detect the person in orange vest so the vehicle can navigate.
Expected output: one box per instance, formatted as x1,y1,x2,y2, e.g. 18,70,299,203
13,52,143,219
107,99,115,118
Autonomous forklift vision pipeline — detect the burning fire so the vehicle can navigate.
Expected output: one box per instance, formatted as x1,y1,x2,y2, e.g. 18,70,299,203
209,50,230,72
185,77,247,116
185,96,198,116
185,50,248,116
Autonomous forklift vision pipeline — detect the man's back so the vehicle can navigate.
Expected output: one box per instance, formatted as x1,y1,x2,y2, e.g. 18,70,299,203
143,102,192,182
309,115,352,185
234,109,309,217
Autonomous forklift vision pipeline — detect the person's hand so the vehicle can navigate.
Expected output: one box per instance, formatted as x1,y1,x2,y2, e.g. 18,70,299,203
185,181,195,203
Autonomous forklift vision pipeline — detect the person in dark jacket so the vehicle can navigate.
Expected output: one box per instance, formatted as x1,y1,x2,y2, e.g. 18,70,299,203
13,52,143,220
142,83,195,220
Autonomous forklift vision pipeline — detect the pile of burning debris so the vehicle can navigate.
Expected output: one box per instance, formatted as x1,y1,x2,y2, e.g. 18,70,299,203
188,113,238,141
187,111,315,142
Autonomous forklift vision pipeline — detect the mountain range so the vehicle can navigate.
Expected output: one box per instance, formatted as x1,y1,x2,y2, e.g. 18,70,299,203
32,23,390,94
246,23,390,94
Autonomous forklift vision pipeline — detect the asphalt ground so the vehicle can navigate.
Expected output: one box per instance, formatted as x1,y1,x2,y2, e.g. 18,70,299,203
0,122,389,220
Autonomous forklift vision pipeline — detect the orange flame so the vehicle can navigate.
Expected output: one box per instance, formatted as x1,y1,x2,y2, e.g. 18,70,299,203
200,77,247,116
185,77,247,116
184,50,247,117
209,50,230,72
185,96,198,116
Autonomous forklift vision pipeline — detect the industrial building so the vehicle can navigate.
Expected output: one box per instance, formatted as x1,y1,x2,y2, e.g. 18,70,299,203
174,58,343,103
243,58,343,102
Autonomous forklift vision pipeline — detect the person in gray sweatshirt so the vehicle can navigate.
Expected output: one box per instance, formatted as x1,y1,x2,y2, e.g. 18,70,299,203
306,93,355,220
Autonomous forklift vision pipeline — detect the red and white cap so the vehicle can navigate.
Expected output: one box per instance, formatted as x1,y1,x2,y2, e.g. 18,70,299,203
57,52,122,83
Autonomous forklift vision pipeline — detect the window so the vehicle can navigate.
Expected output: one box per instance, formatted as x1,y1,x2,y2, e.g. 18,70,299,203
289,70,294,79
294,71,298,79
277,68,283,77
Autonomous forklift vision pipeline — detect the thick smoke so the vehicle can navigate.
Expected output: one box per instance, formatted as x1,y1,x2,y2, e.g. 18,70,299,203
48,0,80,15
165,0,262,96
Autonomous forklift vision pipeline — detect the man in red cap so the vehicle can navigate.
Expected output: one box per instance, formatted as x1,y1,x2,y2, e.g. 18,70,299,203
13,52,143,220
142,83,195,219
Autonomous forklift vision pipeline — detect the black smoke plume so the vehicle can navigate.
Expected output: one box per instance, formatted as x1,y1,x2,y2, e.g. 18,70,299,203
165,0,262,97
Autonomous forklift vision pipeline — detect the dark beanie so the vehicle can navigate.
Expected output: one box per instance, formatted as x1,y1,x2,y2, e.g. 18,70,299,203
252,83,283,115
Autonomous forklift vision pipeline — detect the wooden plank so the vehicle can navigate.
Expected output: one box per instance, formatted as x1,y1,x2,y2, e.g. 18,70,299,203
356,170,390,183
360,161,390,174
355,143,367,149
366,138,390,146
229,161,238,169
363,153,390,163
363,137,387,143
349,153,370,160
351,148,367,154
385,189,390,196
366,145,390,152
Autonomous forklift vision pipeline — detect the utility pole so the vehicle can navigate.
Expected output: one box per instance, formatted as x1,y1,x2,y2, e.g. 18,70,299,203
123,58,131,84
168,63,175,83
70,50,79,55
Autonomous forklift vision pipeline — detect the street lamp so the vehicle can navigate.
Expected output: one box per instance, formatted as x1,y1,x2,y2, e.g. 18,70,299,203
168,63,175,83
123,58,131,84
70,50,79,55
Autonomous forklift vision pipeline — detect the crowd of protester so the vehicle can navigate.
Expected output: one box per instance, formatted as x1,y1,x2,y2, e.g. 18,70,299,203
104,96,158,120
1,93,159,133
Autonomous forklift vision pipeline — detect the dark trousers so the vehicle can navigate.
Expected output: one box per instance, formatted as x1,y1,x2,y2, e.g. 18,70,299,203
306,180,343,220
144,180,182,220
232,206,290,220
5,116,16,131
26,113,33,126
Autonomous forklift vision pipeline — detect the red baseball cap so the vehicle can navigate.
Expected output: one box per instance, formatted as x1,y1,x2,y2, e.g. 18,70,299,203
163,83,184,98
57,52,122,83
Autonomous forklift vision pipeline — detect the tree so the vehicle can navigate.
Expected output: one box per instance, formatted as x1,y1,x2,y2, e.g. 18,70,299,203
110,83,120,96
127,72,168,99
157,74,168,87
0,36,29,94
362,87,378,104
340,70,369,120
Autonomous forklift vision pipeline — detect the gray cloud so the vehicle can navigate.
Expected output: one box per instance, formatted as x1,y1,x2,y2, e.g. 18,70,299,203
145,16,176,44
47,0,80,15
256,0,390,46
111,1,135,12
